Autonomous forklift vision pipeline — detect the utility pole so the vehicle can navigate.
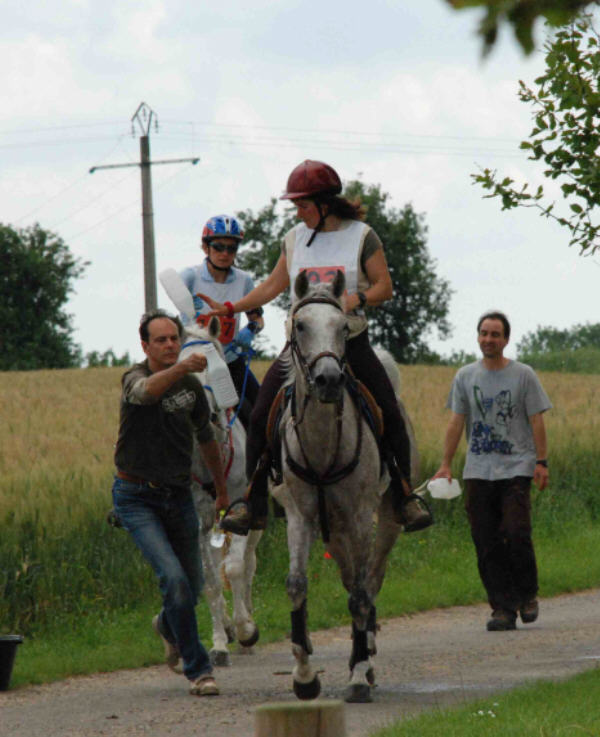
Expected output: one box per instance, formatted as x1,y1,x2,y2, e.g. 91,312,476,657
90,102,199,311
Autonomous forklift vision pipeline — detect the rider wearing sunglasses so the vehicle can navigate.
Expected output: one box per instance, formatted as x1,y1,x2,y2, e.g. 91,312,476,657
179,214,264,424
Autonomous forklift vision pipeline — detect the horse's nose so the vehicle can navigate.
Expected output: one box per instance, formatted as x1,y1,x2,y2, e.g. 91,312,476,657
314,368,345,402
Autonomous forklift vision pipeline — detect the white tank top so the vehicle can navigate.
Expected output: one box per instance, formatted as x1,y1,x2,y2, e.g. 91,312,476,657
286,220,370,337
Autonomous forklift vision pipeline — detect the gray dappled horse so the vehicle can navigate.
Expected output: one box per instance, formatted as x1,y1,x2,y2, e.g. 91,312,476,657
270,271,418,703
183,317,262,666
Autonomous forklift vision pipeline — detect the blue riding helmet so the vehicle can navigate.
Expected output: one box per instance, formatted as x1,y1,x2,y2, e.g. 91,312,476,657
202,214,244,244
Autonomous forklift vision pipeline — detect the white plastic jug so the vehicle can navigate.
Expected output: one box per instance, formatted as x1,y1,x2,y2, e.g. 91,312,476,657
197,341,239,410
426,477,462,500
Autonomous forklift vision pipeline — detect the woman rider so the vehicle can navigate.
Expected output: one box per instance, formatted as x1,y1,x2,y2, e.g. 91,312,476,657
179,214,264,426
199,161,431,534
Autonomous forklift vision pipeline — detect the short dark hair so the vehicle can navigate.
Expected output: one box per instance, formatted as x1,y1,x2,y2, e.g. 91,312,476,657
139,309,183,342
477,311,511,340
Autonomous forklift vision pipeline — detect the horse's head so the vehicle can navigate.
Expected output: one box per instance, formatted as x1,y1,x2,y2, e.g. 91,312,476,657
290,270,348,404
182,315,225,367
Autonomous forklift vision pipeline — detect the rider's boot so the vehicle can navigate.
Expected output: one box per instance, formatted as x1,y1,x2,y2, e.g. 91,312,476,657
220,455,270,536
387,458,433,532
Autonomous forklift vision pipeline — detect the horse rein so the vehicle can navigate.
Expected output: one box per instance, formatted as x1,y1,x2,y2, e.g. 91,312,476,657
285,294,363,542
289,295,347,398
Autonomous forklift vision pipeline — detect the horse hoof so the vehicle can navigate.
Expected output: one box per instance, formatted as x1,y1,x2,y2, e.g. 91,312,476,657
239,626,260,648
345,683,372,703
293,676,321,701
209,649,231,667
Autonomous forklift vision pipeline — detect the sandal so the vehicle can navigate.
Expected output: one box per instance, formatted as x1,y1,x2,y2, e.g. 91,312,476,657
190,675,219,696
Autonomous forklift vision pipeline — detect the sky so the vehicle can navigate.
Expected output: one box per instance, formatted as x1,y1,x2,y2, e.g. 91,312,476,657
1,0,597,365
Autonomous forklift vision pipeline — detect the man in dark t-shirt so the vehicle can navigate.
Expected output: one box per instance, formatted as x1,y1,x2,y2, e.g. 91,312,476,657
112,310,228,697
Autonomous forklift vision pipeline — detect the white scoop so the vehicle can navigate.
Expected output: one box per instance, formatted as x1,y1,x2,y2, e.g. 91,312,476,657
426,477,462,500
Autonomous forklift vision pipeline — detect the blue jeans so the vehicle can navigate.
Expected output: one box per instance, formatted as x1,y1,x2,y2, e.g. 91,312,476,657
112,477,212,681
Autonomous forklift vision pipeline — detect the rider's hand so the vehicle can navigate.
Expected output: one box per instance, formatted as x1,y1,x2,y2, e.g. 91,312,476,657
343,293,360,313
235,325,255,348
197,293,228,317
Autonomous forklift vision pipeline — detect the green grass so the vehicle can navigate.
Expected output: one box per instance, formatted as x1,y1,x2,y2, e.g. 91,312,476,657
371,668,600,736
8,501,600,688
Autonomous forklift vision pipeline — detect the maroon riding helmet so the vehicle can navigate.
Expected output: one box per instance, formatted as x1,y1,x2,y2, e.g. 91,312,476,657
280,160,342,201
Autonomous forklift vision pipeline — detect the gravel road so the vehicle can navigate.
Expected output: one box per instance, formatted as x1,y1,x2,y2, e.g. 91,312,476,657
2,589,600,737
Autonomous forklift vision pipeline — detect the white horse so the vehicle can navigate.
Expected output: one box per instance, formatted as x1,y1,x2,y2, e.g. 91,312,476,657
271,270,418,703
183,317,262,666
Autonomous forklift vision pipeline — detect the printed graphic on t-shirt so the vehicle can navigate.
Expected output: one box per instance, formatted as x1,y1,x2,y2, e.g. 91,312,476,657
470,385,515,455
162,389,196,413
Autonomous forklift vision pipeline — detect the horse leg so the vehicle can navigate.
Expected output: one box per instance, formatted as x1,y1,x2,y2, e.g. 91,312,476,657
345,587,374,703
224,533,260,649
287,516,320,700
240,529,262,645
370,488,401,596
197,521,232,666
193,487,234,666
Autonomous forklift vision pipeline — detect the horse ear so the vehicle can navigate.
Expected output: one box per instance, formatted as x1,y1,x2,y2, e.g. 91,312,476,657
294,270,309,300
332,269,345,299
208,315,221,339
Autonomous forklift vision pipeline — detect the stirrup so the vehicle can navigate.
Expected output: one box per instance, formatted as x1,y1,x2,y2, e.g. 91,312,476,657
220,499,251,536
398,493,434,533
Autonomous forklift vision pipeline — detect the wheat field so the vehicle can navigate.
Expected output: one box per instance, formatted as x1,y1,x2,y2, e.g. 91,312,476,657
0,362,598,529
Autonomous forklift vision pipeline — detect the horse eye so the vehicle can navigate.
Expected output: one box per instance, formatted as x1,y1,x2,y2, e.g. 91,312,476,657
296,321,304,332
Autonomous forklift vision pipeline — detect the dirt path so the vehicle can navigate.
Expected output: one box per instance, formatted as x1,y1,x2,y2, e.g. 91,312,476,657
3,589,600,737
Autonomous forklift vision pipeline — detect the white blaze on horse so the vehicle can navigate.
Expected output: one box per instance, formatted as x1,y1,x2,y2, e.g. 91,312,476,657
159,268,262,667
271,270,418,703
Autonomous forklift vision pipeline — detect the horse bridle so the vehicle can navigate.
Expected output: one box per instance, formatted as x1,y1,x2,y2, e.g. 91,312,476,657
285,294,363,543
289,295,347,396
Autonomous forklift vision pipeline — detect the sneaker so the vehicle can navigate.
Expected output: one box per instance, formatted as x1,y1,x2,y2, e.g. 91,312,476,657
152,615,181,672
396,494,434,532
190,675,219,696
220,500,267,536
520,598,539,624
486,609,517,631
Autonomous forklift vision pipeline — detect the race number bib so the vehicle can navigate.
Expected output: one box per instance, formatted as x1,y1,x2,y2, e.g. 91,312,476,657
195,313,236,344
300,265,346,286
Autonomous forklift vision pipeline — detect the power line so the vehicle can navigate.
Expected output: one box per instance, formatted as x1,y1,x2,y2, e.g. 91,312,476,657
12,135,132,226
162,118,522,144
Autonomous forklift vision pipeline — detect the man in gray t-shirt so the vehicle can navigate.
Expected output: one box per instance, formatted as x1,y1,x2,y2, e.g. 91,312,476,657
433,311,551,632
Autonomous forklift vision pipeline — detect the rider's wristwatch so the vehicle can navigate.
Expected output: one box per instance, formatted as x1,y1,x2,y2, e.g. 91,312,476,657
357,291,368,309
536,459,548,468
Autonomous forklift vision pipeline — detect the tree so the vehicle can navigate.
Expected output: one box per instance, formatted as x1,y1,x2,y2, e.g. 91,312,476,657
472,14,600,254
446,0,594,55
85,349,131,368
0,223,87,370
517,321,600,354
236,180,453,363
516,321,600,372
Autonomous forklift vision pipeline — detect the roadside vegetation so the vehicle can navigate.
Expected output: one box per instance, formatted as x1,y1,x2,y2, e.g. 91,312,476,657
1,361,599,688
372,668,600,737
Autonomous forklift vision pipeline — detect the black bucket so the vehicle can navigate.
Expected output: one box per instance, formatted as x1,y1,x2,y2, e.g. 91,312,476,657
0,635,24,691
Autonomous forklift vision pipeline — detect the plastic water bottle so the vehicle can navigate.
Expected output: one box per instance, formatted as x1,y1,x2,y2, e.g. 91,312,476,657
201,342,239,409
426,478,462,500
210,513,226,548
